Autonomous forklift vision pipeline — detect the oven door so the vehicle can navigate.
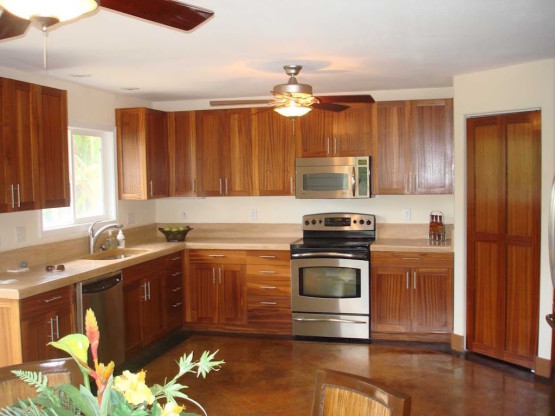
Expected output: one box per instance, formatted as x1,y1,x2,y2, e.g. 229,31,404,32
291,257,369,314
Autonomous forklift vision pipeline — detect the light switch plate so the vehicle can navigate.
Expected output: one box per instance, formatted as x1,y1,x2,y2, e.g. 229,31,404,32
403,209,411,221
249,209,258,221
16,226,26,243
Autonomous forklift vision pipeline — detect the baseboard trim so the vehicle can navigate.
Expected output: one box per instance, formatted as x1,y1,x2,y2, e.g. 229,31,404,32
534,355,552,378
451,333,465,352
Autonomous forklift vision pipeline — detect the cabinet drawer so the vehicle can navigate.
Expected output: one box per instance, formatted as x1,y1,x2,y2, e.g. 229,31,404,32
247,276,291,297
247,296,291,322
188,249,246,264
371,251,453,267
20,286,73,319
165,252,183,270
246,250,290,265
246,264,290,278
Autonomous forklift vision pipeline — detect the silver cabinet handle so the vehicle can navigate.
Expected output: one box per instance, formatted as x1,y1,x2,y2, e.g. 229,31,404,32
47,318,54,341
258,255,276,259
413,271,417,290
294,317,367,324
212,268,216,284
9,184,15,208
171,271,182,277
218,267,222,284
172,286,183,292
290,177,293,194
44,296,62,303
172,302,183,308
171,256,181,261
225,177,228,195
219,178,223,195
149,180,153,197
54,315,60,339
260,301,277,305
402,257,421,261
327,137,330,155
333,137,337,155
259,270,277,274
208,254,225,257
16,184,20,208
260,285,277,289
406,272,409,290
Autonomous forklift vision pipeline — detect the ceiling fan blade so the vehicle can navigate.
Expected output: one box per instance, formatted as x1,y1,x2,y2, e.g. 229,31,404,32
314,95,375,104
99,0,214,31
210,99,274,107
313,103,350,112
0,9,31,40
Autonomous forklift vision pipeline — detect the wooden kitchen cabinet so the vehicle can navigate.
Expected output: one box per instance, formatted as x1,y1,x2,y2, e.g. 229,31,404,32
167,111,196,196
19,285,75,362
372,99,453,195
0,78,39,212
371,252,453,341
116,107,169,200
122,256,167,354
195,109,253,196
246,250,292,334
187,249,247,326
296,103,372,157
251,109,296,195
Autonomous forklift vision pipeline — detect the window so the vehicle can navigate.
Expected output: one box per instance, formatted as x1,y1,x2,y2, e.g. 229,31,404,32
42,128,116,231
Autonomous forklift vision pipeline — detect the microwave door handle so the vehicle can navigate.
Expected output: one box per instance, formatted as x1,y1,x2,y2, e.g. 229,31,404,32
352,167,356,197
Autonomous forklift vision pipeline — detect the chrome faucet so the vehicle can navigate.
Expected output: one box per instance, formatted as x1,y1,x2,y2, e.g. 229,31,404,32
88,221,123,254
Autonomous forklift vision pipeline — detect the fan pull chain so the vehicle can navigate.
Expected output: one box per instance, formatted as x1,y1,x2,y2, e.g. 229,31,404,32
42,24,48,69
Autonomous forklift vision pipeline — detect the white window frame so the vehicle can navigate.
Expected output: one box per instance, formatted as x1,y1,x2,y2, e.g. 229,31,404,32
41,126,117,236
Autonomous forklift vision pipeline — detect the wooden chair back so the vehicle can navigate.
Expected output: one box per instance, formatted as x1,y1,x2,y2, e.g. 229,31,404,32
311,369,411,416
0,358,82,408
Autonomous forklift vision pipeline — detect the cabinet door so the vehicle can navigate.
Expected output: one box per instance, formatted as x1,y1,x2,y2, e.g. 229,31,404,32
21,308,73,362
195,110,225,196
411,267,453,333
168,111,196,196
297,110,333,157
189,263,219,323
143,273,166,345
123,277,144,354
36,86,70,208
145,109,169,198
372,101,409,194
332,103,372,157
252,110,296,195
371,266,412,333
219,264,247,325
224,109,253,196
410,99,453,194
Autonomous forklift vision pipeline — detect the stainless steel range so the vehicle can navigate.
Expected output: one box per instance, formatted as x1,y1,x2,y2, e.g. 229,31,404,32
290,212,375,340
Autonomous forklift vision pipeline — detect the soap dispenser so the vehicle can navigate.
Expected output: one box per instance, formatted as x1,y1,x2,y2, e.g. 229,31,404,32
117,229,126,248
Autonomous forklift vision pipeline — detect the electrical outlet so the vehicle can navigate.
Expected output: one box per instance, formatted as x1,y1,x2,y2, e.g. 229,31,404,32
182,210,187,219
249,208,258,221
127,211,136,225
403,209,411,221
16,226,26,243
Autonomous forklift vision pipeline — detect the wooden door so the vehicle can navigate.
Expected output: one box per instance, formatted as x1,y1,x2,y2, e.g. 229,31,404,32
466,111,541,369
36,86,70,208
123,277,144,354
411,267,453,333
189,263,218,323
332,103,372,157
252,110,296,195
371,101,410,194
168,111,196,196
195,110,225,196
410,99,453,194
218,264,247,325
20,309,73,361
370,266,412,333
143,272,166,345
145,109,169,198
224,109,253,196
297,110,333,157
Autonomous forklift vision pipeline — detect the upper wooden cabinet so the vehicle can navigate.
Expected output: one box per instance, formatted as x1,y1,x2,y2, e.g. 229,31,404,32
195,109,253,196
252,110,296,196
116,107,169,200
167,111,196,196
296,103,372,157
0,79,39,212
372,99,453,194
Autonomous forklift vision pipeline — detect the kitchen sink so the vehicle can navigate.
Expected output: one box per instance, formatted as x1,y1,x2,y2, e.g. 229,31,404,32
83,248,148,261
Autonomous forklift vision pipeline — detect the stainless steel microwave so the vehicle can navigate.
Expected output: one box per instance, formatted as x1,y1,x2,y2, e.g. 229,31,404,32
295,156,372,199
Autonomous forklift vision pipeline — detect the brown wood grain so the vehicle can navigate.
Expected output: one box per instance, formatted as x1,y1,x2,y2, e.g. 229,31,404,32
167,111,196,196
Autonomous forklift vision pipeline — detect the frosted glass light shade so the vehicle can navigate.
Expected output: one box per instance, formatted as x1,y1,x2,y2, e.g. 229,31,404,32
274,105,312,118
0,0,98,22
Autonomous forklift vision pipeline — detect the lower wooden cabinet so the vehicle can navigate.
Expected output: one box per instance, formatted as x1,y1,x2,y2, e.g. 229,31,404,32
165,252,184,331
19,286,75,361
371,252,453,341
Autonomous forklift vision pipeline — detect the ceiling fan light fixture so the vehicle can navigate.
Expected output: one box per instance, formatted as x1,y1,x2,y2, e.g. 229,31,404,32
274,104,312,118
0,0,98,24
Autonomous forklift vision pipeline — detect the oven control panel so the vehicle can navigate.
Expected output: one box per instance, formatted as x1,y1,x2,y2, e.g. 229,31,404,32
302,212,375,231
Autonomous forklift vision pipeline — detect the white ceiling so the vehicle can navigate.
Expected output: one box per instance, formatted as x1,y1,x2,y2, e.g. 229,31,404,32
0,0,554,102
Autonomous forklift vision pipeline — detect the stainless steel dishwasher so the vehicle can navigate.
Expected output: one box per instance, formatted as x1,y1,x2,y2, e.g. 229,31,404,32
76,271,125,366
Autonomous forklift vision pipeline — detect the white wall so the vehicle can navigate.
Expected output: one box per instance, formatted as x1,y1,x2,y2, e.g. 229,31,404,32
0,67,156,252
453,59,555,360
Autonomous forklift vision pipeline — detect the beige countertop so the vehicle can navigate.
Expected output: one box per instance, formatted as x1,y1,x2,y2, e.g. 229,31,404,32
371,238,453,252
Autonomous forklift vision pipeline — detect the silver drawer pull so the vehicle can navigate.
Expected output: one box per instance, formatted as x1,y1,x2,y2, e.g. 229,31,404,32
171,256,181,261
208,254,225,257
258,255,276,259
44,296,62,303
171,271,182,277
259,270,277,274
402,257,421,261
172,302,183,308
294,317,366,324
172,286,183,292
260,285,277,289
260,301,277,305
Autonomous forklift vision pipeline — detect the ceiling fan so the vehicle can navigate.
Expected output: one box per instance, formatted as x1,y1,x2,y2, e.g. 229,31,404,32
0,0,214,41
209,65,375,117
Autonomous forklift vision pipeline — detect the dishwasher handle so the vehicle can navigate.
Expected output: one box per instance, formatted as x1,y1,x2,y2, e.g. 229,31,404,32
82,275,122,294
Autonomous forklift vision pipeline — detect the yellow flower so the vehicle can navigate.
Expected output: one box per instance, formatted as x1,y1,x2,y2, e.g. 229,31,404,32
113,370,155,405
157,402,185,416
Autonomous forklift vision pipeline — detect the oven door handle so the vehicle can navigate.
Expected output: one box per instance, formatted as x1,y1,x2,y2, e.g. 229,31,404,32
291,252,368,260
294,317,367,324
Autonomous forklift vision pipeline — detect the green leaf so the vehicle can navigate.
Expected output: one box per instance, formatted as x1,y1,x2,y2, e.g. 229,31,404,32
48,334,90,365
56,384,98,416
